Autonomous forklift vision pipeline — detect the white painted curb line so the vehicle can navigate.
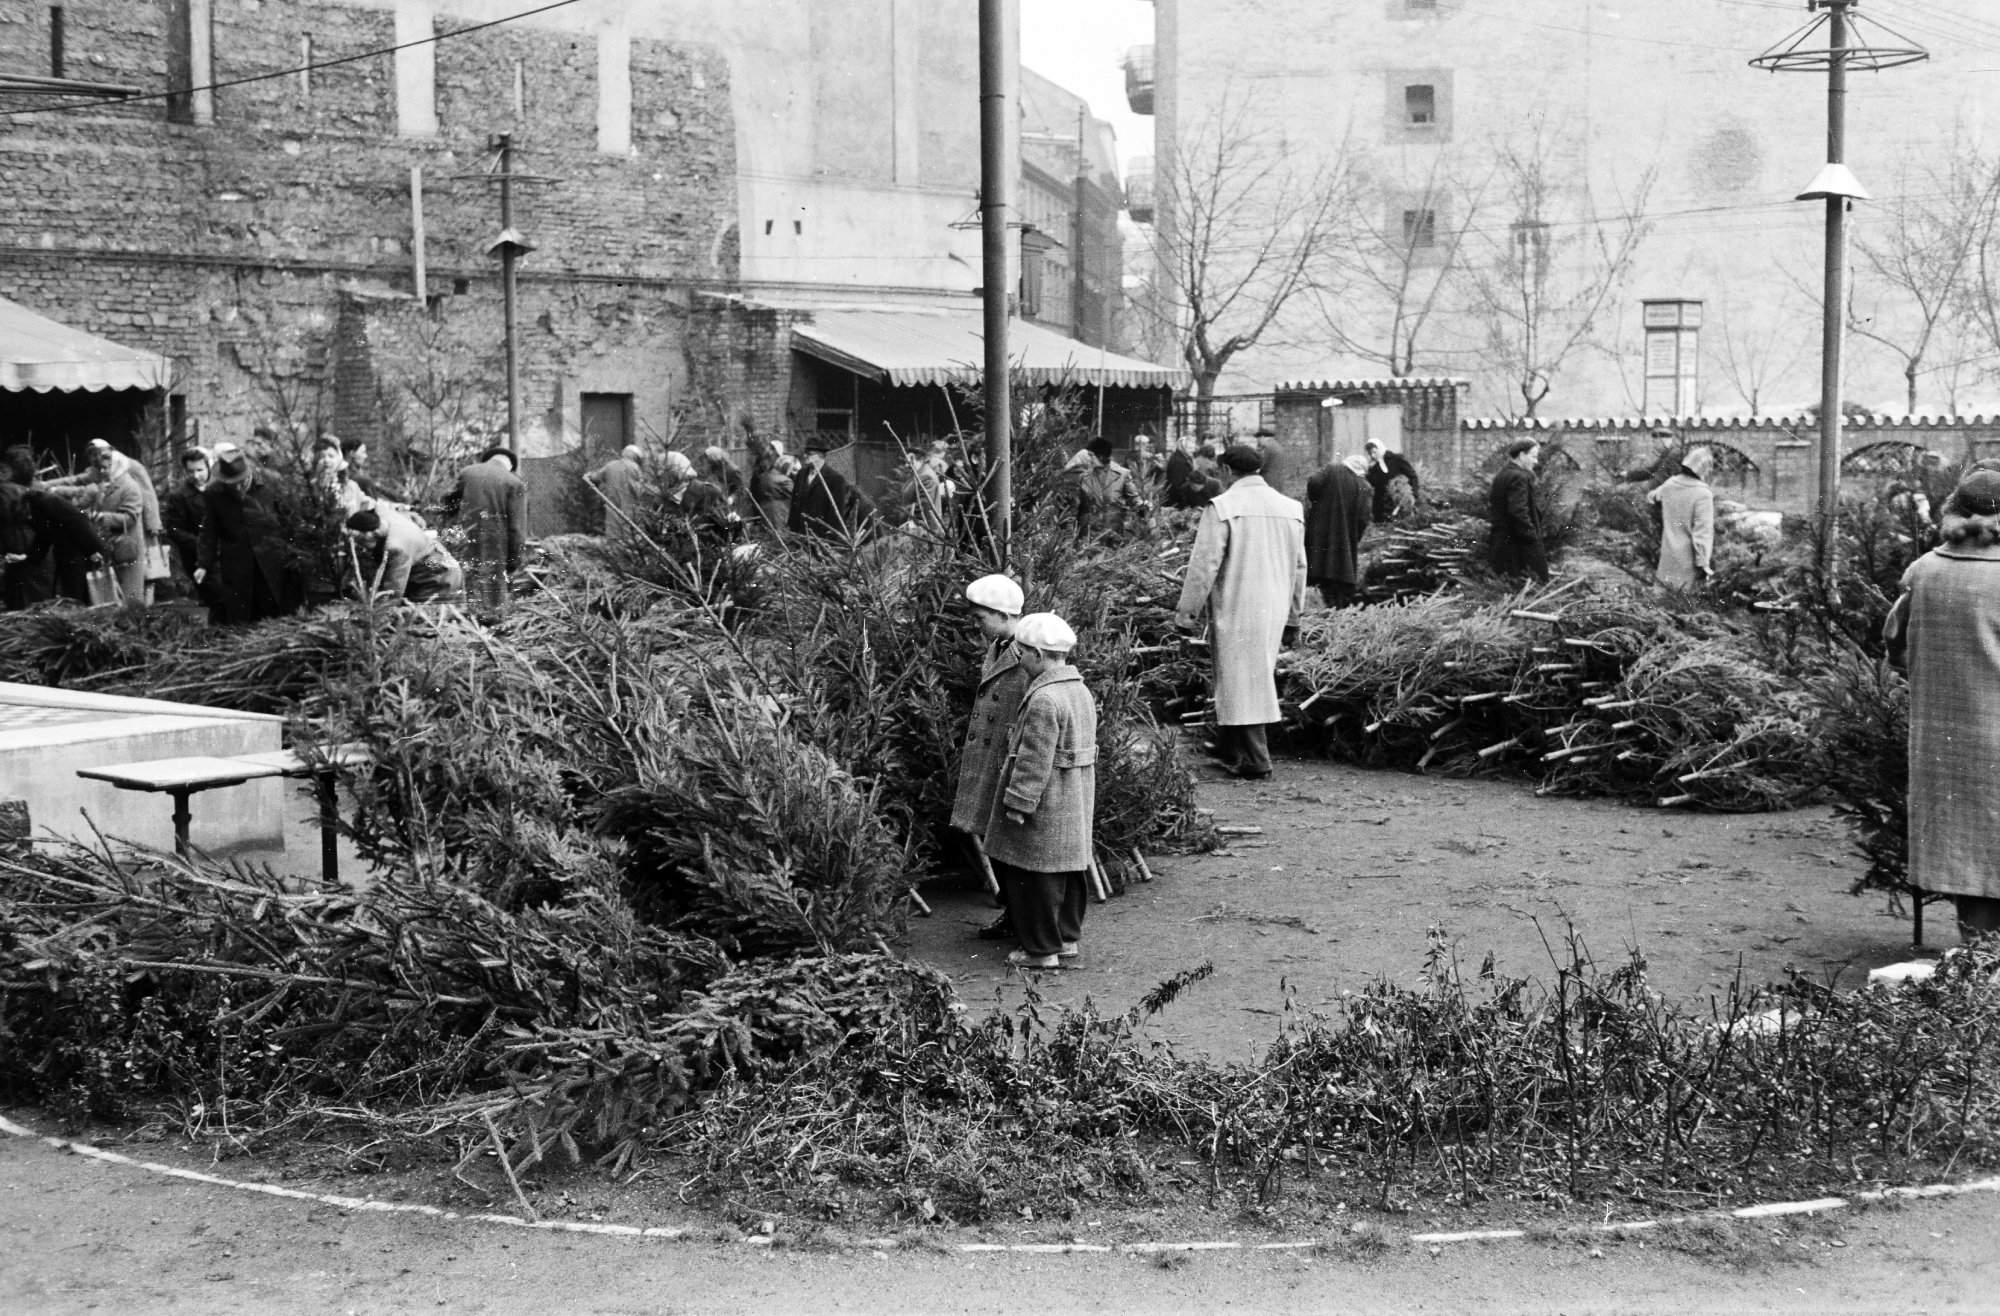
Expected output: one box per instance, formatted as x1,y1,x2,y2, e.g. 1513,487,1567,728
4,1114,1996,1255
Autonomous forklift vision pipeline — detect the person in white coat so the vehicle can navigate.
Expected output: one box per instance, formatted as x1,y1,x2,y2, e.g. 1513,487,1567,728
1173,445,1306,780
1649,446,1716,590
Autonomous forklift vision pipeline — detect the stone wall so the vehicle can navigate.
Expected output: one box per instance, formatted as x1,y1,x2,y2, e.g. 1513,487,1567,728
1461,415,2000,508
0,0,735,507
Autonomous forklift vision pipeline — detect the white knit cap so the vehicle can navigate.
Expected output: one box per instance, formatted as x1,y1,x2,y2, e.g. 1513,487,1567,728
1013,612,1077,654
964,573,1024,616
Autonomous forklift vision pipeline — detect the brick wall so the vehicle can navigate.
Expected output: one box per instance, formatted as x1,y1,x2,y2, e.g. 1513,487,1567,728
0,0,736,489
1461,414,2000,509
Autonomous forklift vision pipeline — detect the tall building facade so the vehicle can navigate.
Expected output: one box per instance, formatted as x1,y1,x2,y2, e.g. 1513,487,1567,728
1136,0,2000,419
1019,67,1125,352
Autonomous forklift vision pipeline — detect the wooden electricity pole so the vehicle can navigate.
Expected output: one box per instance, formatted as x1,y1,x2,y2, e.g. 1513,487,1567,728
978,0,1013,562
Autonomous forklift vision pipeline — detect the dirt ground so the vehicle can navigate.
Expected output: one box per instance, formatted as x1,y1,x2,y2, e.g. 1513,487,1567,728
5,1126,1998,1315
6,753,1990,1314
908,754,1928,1059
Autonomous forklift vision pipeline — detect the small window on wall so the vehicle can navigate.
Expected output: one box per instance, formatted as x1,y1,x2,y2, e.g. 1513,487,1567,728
1402,208,1437,249
1405,85,1436,127
1386,71,1452,143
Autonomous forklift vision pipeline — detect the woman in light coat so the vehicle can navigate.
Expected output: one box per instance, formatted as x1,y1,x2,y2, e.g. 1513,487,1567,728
983,613,1097,970
1900,468,2000,940
61,443,146,603
1649,446,1716,590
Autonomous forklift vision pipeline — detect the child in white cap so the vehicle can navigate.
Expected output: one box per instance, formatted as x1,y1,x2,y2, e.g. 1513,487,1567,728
983,612,1097,968
952,573,1029,940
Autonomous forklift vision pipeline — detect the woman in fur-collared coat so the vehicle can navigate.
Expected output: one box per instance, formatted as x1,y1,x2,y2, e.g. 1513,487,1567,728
984,613,1097,969
1901,468,2000,940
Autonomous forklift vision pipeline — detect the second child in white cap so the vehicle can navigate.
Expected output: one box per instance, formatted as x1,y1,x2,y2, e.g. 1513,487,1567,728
952,573,1029,941
984,611,1097,969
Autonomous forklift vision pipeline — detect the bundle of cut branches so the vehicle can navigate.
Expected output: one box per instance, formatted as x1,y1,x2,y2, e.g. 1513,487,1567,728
0,841,944,1173
1273,577,1828,810
1359,516,1488,603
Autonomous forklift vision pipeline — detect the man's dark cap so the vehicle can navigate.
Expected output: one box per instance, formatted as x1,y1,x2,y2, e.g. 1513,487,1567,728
1220,445,1264,474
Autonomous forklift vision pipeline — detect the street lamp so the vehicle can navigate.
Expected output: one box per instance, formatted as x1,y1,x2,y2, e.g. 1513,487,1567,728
1750,1,1926,579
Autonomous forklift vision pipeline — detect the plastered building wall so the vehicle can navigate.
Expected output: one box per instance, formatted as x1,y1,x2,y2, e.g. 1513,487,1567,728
1154,0,2000,418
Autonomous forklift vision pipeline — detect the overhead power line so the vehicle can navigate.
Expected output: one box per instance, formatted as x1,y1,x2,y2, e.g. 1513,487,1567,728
2,0,587,120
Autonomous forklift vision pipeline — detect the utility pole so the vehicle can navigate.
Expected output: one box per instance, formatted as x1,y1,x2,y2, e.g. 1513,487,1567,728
978,0,1012,562
498,132,522,458
1752,1,1925,576
464,138,547,462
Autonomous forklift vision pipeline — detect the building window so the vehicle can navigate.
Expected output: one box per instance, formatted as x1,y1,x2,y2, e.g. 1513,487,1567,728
48,6,64,79
1405,85,1436,127
1405,0,1439,11
1385,70,1452,143
1402,208,1437,249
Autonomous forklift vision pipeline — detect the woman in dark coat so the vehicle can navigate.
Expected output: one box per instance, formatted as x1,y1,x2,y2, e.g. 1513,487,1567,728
196,445,298,624
1487,439,1549,583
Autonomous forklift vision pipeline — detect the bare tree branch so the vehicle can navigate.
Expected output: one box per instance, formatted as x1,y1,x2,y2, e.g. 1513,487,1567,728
1461,124,1655,418
1145,89,1349,434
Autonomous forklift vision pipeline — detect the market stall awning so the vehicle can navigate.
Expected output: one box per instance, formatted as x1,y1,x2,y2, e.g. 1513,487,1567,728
790,307,1189,391
0,295,171,393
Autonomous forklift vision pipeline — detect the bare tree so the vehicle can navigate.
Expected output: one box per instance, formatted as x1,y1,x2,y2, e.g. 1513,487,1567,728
380,310,507,505
1713,288,1813,415
1316,153,1490,378
1151,92,1347,434
1462,127,1654,417
1849,140,2000,415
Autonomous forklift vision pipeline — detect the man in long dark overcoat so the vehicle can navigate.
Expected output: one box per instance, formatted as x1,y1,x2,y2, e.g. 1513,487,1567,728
196,445,298,624
788,437,875,540
448,446,527,618
1487,438,1549,583
1304,453,1373,607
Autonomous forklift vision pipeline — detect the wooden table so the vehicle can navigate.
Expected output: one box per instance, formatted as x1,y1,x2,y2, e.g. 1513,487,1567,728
77,745,371,881
76,756,274,860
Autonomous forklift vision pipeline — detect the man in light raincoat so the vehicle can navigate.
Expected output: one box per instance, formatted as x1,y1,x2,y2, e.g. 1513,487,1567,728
1173,445,1306,780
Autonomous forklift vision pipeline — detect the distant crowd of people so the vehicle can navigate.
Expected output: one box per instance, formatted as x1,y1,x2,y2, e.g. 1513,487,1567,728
0,433,502,620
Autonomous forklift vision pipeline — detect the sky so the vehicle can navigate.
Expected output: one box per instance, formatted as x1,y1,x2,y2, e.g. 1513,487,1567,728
1018,0,1156,177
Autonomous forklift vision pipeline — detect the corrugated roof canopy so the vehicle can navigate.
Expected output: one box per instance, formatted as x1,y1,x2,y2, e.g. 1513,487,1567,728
790,307,1188,390
0,295,171,393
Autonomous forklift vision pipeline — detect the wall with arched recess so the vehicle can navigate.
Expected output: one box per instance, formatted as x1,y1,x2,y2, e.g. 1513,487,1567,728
1456,416,2000,510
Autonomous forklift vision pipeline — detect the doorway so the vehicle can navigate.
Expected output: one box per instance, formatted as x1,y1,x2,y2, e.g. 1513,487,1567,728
580,392,632,463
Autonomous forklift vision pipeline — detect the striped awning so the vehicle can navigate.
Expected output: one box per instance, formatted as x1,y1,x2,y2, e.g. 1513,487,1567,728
0,295,171,393
790,307,1188,390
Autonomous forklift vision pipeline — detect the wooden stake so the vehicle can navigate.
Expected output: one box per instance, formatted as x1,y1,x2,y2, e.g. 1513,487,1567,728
907,887,932,916
971,836,1001,897
1131,847,1155,883
481,1109,538,1222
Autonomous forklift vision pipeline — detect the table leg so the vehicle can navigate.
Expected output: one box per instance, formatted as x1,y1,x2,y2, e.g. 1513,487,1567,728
316,771,339,886
170,788,192,860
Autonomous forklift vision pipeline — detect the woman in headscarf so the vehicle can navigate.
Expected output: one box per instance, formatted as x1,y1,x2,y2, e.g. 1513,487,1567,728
1899,468,2000,942
1648,445,1716,590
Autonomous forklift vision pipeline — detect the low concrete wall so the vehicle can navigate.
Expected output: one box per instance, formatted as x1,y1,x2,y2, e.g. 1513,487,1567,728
0,683,286,857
